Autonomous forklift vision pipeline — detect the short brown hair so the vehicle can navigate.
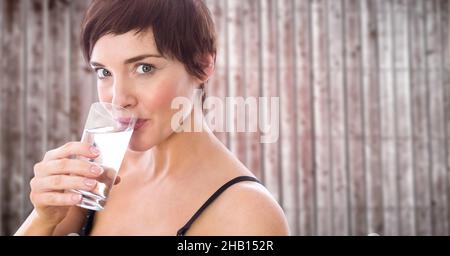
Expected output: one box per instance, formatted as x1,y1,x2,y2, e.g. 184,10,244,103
80,0,216,83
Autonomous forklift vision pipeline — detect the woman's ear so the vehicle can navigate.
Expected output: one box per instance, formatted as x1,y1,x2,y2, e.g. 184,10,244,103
197,54,215,83
204,54,215,79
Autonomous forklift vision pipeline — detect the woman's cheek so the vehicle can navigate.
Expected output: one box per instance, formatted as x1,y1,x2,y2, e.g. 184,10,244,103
144,82,180,111
97,86,111,102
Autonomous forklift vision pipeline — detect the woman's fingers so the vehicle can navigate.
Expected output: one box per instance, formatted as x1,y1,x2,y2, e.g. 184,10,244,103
30,175,98,193
43,142,100,161
31,192,82,207
34,159,104,178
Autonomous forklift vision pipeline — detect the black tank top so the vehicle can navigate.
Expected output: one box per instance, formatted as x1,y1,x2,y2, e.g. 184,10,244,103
79,175,261,236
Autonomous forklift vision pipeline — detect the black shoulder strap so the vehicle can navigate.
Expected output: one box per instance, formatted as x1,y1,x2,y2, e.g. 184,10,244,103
80,209,96,236
176,176,261,236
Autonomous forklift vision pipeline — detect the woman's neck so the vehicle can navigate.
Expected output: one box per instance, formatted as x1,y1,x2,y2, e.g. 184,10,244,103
122,113,222,181
153,121,213,174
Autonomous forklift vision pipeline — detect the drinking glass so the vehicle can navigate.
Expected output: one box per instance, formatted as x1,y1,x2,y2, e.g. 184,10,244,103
71,102,136,211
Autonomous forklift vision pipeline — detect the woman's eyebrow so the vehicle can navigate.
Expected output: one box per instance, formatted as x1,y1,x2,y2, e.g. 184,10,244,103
90,54,163,67
124,54,163,64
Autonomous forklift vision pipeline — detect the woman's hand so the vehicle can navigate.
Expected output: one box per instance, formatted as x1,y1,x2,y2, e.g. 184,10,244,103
29,142,105,227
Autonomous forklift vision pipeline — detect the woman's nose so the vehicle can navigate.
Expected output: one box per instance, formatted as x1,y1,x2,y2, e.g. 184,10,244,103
111,77,136,108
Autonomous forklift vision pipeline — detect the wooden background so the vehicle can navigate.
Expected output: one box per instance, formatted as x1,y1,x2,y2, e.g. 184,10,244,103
0,0,449,236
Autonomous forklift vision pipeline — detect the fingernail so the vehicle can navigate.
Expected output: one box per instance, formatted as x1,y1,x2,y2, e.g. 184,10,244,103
90,165,103,175
72,194,82,202
90,146,100,155
84,179,97,187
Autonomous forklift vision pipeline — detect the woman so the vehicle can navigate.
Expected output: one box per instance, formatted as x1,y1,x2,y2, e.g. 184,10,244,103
15,0,289,236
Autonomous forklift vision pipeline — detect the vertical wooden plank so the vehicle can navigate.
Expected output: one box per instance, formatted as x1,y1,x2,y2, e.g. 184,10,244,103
378,0,399,236
425,0,448,236
278,0,298,235
260,0,281,203
0,0,4,234
344,0,367,235
205,0,229,146
242,0,263,180
393,0,415,235
19,0,28,232
46,0,71,150
66,0,77,133
0,0,26,235
409,0,432,236
295,0,315,236
227,0,247,165
69,0,94,142
328,0,349,236
361,0,383,235
311,0,332,236
442,0,450,233
42,0,49,152
23,0,47,221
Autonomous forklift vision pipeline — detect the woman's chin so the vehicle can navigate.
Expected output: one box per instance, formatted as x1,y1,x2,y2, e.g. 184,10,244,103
128,137,154,152
127,125,174,152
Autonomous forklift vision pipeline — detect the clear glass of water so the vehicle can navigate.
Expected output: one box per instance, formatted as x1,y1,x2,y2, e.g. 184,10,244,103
71,102,136,211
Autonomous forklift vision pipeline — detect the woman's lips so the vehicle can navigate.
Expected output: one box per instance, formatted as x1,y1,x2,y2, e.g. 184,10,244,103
133,119,148,131
117,118,148,131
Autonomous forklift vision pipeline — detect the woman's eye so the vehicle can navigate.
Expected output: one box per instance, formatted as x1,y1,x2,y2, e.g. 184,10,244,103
95,68,111,79
136,64,154,74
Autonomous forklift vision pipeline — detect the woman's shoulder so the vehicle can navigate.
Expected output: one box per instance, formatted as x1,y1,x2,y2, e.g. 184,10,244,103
191,144,289,235
189,172,290,235
219,179,290,235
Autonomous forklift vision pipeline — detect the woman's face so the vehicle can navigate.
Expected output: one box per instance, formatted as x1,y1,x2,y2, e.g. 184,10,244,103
90,30,198,151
